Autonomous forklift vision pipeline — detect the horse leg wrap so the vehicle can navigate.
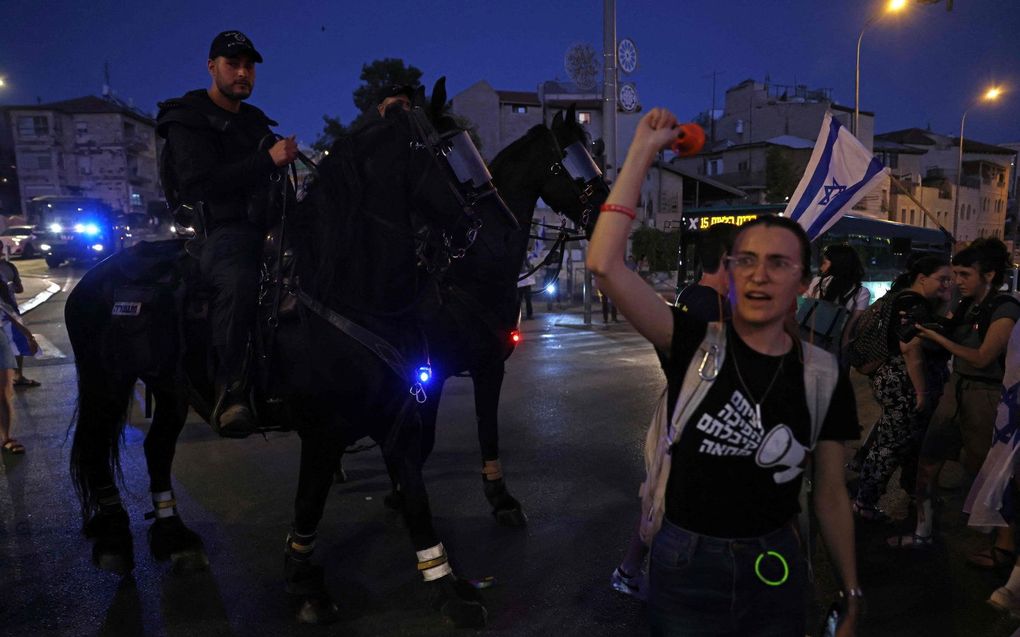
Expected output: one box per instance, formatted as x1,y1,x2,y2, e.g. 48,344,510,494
146,490,178,520
286,530,317,562
481,460,504,482
96,485,124,515
417,543,453,582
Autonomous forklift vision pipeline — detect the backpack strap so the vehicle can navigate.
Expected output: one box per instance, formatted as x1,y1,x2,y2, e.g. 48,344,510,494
639,322,726,545
798,339,840,581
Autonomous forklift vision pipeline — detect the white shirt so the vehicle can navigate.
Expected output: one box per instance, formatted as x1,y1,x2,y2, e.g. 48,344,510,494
806,276,870,312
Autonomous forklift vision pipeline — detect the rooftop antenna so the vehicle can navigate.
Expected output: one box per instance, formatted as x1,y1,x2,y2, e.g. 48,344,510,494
102,62,111,98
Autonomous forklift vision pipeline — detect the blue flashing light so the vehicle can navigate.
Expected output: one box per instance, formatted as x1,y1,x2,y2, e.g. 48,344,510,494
82,223,100,236
49,223,63,233
416,364,432,384
545,282,557,295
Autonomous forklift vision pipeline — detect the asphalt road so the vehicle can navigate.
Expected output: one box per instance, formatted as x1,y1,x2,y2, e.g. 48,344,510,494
1,261,1019,636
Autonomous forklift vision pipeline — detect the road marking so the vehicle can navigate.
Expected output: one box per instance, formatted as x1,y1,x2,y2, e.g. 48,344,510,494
18,282,61,314
30,333,65,360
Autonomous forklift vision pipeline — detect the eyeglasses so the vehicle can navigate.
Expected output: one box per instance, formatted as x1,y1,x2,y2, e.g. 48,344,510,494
725,254,803,278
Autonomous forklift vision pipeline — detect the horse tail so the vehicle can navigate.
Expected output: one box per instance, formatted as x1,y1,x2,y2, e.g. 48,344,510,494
66,263,136,521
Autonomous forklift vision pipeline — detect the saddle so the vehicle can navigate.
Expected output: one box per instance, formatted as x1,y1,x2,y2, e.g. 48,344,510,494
98,231,295,434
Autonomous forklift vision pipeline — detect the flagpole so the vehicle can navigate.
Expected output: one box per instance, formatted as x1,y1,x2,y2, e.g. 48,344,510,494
889,175,955,244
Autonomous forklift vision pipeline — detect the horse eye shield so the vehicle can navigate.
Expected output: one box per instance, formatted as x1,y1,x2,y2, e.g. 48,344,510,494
440,131,518,229
561,142,602,184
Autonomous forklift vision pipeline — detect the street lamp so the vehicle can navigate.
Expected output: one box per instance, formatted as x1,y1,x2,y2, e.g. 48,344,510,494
953,86,1004,238
855,0,909,136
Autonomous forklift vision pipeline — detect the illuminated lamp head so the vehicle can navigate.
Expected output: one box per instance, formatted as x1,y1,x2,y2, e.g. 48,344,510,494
510,329,521,344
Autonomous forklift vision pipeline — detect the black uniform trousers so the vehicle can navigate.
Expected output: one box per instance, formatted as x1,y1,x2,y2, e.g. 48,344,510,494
200,220,263,389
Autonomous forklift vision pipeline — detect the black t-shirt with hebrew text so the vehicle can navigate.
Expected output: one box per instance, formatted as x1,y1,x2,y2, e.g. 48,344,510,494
656,307,859,538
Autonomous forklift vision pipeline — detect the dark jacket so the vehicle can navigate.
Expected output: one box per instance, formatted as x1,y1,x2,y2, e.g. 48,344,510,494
156,89,279,230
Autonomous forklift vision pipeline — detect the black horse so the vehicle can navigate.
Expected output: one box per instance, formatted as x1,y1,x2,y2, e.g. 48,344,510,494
67,99,513,627
391,104,608,525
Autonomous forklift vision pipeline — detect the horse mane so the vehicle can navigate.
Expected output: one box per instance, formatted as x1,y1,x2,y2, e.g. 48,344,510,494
489,124,549,175
292,118,393,304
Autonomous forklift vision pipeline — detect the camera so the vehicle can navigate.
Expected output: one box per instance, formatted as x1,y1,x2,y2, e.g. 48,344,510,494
897,306,944,342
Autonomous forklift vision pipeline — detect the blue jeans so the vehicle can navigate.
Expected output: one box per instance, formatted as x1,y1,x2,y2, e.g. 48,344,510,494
648,519,807,637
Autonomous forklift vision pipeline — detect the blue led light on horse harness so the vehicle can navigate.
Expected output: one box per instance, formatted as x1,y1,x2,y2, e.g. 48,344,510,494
754,551,790,586
416,364,433,384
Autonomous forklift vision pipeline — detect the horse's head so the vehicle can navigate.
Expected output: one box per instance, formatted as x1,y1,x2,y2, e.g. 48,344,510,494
522,104,608,237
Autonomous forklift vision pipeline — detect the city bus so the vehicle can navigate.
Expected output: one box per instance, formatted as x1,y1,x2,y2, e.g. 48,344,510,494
676,205,952,303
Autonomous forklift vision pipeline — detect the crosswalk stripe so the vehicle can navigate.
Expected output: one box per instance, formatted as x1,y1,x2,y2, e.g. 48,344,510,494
30,333,66,360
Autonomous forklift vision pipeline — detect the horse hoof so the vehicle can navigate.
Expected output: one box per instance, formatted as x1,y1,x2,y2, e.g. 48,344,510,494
94,550,134,576
432,575,487,629
85,510,134,575
170,548,210,575
494,507,528,527
384,490,405,511
295,595,340,625
149,516,207,572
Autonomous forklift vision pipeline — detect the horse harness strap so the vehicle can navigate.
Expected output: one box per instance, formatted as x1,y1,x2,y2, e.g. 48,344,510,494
296,290,428,404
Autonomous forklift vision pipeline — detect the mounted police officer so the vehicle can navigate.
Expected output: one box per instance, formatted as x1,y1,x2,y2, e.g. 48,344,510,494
156,30,297,436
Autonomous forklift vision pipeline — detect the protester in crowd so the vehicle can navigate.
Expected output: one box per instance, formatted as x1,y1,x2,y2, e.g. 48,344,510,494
609,223,735,599
890,238,1020,550
0,251,40,387
964,319,1020,612
802,244,870,357
672,222,736,322
588,107,860,636
852,256,952,521
0,267,39,454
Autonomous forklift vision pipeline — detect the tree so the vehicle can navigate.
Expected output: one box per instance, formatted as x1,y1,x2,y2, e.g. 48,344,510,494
315,58,424,150
630,226,681,271
764,146,800,203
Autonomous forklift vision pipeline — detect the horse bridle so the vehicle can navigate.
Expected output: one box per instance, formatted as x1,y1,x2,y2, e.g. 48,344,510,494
540,126,605,231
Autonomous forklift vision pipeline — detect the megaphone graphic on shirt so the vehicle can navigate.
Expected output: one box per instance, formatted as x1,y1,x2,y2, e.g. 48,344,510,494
755,424,808,484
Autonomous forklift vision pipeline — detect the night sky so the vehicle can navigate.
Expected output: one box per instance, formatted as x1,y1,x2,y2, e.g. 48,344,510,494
3,0,1019,147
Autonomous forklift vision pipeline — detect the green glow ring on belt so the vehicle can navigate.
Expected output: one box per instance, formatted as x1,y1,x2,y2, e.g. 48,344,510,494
754,551,789,586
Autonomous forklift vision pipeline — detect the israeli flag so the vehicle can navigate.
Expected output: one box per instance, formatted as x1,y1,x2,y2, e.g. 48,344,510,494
784,112,889,241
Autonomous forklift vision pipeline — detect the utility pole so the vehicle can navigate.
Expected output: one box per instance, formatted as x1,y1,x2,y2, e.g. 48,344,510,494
586,0,618,326
704,70,719,144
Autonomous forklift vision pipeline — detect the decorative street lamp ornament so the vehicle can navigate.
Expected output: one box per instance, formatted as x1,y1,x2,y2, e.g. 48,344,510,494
617,38,638,75
564,43,599,91
618,82,639,113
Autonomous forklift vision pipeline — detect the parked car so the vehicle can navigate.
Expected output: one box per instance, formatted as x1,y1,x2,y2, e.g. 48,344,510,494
0,225,42,259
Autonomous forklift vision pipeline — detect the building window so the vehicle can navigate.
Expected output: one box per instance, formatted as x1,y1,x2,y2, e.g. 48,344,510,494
76,121,88,135
577,111,591,125
511,105,528,114
910,209,915,225
130,192,143,207
23,152,52,170
78,156,91,175
737,160,748,173
900,208,906,222
706,158,723,176
17,115,48,137
123,121,136,138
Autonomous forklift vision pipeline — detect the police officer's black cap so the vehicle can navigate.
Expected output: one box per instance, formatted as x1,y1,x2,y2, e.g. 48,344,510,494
378,85,416,105
209,31,263,63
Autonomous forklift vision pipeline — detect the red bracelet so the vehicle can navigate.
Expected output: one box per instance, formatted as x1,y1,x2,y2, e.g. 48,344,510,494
600,203,636,220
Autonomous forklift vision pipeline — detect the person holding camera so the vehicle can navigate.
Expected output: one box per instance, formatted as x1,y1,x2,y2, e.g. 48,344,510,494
890,238,1020,549
852,256,952,521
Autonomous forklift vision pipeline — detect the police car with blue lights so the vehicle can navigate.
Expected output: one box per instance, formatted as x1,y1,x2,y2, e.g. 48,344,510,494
27,196,120,268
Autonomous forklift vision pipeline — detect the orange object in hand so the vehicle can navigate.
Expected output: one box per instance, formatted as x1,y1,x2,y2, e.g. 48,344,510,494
671,123,706,157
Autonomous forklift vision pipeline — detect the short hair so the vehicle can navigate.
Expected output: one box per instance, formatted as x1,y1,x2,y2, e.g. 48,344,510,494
699,223,737,274
952,237,1010,288
732,215,812,282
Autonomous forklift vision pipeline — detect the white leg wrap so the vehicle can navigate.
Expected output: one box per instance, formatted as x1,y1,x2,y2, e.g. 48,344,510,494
151,490,177,519
416,543,452,582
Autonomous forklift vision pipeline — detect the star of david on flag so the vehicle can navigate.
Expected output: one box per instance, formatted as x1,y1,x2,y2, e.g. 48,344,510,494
783,112,889,240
